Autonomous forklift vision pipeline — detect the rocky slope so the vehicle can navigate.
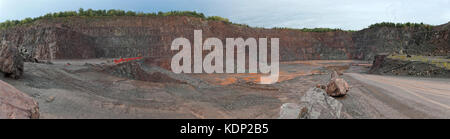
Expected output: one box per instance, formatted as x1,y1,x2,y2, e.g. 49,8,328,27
88,58,182,83
369,54,450,78
0,16,448,62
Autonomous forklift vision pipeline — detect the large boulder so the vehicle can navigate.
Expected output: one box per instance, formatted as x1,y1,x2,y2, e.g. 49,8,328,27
0,80,39,119
0,41,24,79
279,88,343,119
325,71,350,97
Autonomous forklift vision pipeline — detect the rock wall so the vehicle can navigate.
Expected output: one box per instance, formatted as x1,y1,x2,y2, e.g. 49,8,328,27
0,16,448,61
369,54,450,78
354,25,450,60
1,25,96,60
62,16,355,60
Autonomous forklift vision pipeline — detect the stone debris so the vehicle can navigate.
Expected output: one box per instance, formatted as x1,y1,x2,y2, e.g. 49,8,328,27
279,87,343,119
19,47,38,63
46,96,55,103
316,84,326,89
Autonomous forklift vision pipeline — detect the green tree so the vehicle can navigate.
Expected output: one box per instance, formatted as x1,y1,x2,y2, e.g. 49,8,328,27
126,11,136,16
206,16,230,23
78,8,85,16
107,9,117,16
87,9,94,16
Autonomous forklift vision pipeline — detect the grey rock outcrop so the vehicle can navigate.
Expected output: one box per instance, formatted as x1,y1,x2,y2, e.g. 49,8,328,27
279,88,343,119
369,54,450,78
19,47,39,63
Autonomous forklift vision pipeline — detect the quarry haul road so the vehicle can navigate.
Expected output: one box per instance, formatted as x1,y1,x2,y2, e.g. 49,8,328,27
345,73,450,119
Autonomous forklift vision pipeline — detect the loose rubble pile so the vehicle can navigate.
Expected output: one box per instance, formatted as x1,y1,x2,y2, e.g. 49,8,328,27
90,59,182,83
0,80,39,119
279,70,350,119
279,88,343,119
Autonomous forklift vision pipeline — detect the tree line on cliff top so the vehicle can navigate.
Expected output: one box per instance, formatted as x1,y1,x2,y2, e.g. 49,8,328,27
369,22,433,30
0,8,435,32
271,27,352,32
0,8,236,29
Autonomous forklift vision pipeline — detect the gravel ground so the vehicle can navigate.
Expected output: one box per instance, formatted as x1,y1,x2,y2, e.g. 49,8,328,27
2,59,447,119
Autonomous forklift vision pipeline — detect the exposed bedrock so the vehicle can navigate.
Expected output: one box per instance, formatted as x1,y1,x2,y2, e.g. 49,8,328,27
369,54,450,78
0,16,448,61
0,80,40,119
0,41,23,79
1,26,96,60
353,25,450,60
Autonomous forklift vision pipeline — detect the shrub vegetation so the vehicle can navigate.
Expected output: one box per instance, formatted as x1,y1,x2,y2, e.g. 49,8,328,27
0,9,232,29
0,9,436,32
369,22,433,30
272,27,354,32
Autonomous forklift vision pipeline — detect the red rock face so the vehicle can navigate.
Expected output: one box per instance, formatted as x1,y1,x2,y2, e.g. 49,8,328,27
0,16,448,61
0,80,39,119
1,26,96,60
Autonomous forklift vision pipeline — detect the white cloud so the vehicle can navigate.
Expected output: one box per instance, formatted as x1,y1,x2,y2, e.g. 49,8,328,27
215,0,450,30
1,0,449,30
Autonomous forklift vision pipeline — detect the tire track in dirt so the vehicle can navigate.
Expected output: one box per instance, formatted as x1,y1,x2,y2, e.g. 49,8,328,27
346,73,450,118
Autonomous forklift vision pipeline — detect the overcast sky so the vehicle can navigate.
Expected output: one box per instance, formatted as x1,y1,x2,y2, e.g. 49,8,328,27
1,0,449,30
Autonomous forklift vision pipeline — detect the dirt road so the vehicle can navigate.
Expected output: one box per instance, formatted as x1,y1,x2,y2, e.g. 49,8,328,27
343,73,450,119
